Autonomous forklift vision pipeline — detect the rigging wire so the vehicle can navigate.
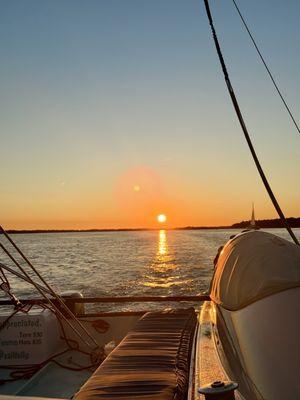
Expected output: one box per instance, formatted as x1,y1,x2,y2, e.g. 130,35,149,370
0,226,99,349
0,261,53,296
231,0,300,136
203,0,299,245
0,241,97,350
0,301,104,385
0,299,105,385
0,265,9,287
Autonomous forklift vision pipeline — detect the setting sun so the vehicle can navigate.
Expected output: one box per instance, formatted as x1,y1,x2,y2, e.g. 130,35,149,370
157,214,167,223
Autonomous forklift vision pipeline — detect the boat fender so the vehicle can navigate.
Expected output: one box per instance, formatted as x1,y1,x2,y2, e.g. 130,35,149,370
61,291,85,315
198,380,238,400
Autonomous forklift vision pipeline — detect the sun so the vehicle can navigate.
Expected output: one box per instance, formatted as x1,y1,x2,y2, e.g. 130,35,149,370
157,214,167,223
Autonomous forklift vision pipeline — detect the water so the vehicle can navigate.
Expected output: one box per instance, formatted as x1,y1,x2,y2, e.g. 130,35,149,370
0,228,299,311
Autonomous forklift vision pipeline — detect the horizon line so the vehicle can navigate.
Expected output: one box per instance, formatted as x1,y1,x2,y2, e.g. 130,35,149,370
2,216,300,234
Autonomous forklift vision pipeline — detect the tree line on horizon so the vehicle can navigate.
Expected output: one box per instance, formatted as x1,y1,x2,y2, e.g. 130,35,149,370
231,217,300,229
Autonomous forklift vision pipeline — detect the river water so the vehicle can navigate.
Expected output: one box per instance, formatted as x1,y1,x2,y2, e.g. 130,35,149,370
0,228,299,311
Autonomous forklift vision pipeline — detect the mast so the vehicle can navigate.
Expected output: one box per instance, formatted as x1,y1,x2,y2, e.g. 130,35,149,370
249,203,258,229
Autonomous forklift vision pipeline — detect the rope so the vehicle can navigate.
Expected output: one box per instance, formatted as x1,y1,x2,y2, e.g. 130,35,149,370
0,226,99,349
0,241,97,350
203,0,299,245
0,303,33,332
0,302,104,385
231,0,300,136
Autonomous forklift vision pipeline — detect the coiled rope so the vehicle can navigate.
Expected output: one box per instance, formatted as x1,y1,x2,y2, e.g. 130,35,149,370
203,0,299,245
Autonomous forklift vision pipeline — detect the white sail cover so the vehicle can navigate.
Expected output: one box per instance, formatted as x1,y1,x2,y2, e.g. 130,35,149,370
210,230,300,310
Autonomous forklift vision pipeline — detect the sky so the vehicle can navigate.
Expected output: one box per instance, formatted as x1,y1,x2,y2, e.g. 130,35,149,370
1,0,300,229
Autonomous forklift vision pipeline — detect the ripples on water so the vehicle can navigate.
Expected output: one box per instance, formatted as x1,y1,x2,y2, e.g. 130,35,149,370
0,228,299,311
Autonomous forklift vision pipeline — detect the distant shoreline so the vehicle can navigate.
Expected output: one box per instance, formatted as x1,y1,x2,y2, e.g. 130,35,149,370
4,227,229,234
3,217,300,234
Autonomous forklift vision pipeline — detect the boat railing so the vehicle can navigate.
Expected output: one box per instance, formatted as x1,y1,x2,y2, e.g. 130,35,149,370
0,294,210,306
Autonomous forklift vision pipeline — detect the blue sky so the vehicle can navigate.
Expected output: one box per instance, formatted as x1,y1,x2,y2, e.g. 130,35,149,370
0,1,299,228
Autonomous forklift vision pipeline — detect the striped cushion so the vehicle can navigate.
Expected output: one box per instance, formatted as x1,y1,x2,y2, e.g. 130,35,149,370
75,308,197,400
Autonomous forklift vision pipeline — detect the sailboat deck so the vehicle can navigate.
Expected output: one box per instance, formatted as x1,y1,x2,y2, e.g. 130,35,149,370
0,307,198,400
0,348,94,399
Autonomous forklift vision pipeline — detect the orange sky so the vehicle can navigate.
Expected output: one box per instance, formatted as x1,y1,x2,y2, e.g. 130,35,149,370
1,2,300,230
2,163,296,230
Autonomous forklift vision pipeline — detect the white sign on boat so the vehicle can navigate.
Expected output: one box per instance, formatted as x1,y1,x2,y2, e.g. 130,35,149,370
0,307,61,366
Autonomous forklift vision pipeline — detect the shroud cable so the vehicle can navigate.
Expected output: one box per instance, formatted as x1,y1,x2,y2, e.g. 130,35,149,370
203,0,299,245
231,0,300,136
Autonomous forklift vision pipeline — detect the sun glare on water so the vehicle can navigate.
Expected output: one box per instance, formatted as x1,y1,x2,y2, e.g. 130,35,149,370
157,214,167,223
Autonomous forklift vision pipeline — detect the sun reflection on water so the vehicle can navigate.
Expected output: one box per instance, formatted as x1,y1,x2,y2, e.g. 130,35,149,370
143,229,190,288
158,229,167,257
153,229,175,272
